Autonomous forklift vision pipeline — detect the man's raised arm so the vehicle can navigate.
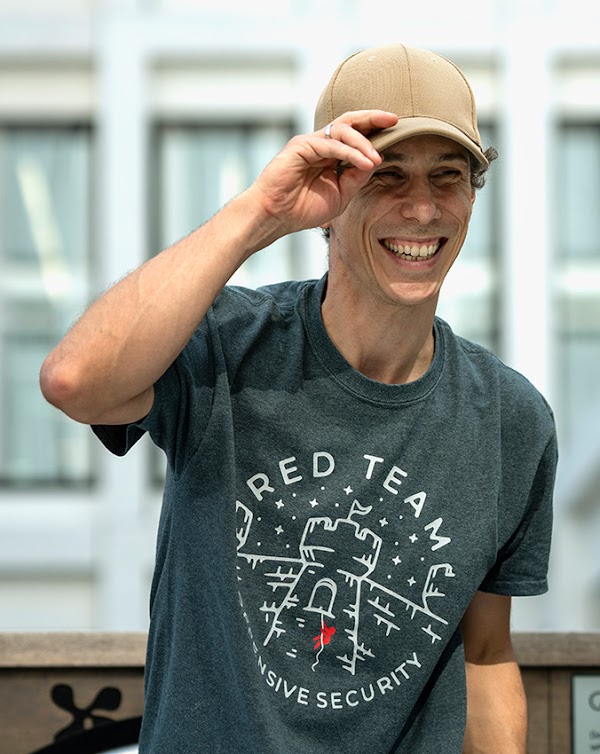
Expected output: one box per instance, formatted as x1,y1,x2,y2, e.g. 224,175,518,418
39,111,397,427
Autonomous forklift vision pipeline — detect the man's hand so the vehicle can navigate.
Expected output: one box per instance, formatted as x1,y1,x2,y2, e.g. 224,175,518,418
246,110,398,238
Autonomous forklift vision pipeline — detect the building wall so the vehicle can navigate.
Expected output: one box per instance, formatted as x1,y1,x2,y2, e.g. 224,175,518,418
0,0,599,632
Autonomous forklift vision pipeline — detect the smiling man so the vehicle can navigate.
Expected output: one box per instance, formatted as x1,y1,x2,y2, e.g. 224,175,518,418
40,44,556,754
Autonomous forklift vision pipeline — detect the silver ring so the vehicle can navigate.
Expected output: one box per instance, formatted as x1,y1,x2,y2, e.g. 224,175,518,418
324,122,333,139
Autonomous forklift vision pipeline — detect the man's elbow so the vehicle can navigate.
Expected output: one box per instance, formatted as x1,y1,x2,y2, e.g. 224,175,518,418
39,356,96,424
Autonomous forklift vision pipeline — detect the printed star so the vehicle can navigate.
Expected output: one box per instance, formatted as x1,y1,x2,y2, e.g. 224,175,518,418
392,556,402,566
409,533,418,543
407,577,416,586
275,499,284,509
379,517,389,527
309,499,319,508
275,525,284,535
344,486,353,495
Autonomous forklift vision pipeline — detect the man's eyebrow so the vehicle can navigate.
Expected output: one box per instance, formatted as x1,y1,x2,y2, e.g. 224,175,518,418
437,151,470,165
381,150,469,165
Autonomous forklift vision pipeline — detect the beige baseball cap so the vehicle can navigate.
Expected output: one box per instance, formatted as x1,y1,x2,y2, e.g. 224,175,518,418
314,44,488,167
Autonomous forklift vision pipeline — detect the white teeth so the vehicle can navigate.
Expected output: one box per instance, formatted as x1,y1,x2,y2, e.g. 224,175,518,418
382,240,440,260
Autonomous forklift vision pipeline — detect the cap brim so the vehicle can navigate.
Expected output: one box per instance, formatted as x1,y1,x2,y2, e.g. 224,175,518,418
369,117,488,167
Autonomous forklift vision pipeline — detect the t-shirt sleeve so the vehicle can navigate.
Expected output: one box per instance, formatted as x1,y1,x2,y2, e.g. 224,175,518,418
92,322,215,477
92,420,149,457
479,429,557,596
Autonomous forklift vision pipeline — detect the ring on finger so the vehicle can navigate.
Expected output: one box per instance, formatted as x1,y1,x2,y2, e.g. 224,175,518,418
324,122,333,139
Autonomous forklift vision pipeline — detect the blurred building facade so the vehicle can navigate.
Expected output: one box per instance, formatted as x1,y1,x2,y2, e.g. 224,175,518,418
0,0,599,632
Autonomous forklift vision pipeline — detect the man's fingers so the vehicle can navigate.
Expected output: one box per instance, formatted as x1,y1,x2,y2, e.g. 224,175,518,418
291,132,379,172
329,109,399,135
315,110,398,168
317,124,381,168
322,121,378,152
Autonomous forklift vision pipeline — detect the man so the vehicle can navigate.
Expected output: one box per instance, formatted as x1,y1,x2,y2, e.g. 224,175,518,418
40,44,556,753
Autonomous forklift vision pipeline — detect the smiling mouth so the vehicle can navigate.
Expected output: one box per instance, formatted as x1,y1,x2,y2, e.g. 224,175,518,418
381,238,446,261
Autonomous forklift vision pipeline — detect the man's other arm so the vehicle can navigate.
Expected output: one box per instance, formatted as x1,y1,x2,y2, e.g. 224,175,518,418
461,591,527,754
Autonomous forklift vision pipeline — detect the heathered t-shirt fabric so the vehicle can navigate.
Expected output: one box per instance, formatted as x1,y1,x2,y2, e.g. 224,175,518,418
93,276,556,754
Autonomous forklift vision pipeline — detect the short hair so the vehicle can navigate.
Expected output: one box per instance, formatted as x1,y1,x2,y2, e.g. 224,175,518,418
470,145,498,190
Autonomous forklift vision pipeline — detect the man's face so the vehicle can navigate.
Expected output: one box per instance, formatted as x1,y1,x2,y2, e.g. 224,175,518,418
327,134,476,312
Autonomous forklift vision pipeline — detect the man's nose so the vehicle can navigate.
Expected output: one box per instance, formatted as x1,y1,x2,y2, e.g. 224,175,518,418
399,181,441,224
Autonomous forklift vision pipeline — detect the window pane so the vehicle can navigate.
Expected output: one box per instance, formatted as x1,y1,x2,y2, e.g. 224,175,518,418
557,291,600,449
557,124,600,451
0,127,93,484
559,334,600,447
157,123,292,288
558,125,600,258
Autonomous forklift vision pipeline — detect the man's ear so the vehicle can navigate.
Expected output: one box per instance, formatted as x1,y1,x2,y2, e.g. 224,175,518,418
319,221,332,241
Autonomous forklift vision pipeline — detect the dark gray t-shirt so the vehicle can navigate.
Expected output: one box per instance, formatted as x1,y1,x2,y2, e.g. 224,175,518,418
94,276,556,754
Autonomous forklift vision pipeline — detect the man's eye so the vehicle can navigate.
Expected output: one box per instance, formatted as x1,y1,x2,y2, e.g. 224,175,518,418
434,170,463,182
376,170,405,179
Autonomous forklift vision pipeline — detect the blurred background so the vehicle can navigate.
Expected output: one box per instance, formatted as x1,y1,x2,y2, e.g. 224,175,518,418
0,0,598,634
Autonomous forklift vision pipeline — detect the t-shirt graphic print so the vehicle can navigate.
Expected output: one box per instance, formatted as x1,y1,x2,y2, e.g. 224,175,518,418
235,447,464,714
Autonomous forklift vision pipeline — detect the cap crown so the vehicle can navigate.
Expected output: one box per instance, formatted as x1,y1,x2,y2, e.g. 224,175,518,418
314,44,486,164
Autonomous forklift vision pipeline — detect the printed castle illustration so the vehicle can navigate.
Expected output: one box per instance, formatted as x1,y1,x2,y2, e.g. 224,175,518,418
236,495,456,675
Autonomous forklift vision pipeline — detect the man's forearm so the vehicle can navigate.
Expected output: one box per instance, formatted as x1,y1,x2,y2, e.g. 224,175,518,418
463,659,527,753
40,188,280,425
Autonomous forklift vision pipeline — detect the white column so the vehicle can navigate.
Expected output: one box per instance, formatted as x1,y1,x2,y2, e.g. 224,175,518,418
499,13,557,630
499,17,555,405
94,0,150,629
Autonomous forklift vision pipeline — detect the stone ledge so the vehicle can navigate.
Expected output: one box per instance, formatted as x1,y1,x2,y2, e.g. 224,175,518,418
512,631,600,667
1,631,599,669
0,631,147,668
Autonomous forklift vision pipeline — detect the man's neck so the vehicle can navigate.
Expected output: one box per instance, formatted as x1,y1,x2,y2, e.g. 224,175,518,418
320,281,437,386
